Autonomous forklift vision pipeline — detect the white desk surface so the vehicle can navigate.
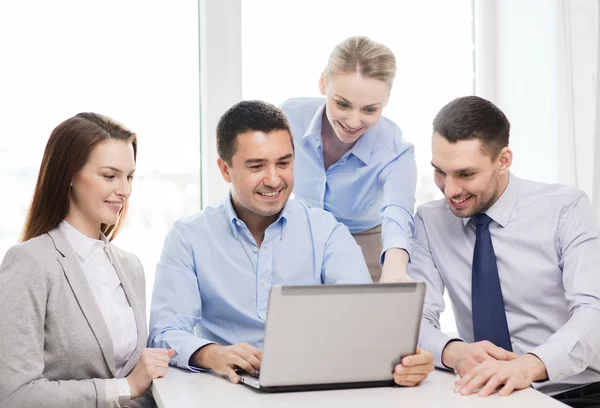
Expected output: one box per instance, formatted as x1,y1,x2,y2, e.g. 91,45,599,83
152,367,567,407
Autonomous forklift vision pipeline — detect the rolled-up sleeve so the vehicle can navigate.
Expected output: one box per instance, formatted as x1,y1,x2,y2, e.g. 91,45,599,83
148,222,213,371
379,143,417,265
321,214,372,284
528,192,600,382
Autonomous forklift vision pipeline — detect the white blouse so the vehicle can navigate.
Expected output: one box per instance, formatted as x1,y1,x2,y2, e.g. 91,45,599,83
59,221,138,376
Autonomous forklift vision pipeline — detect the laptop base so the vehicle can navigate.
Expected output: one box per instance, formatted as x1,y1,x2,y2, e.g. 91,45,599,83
241,378,395,393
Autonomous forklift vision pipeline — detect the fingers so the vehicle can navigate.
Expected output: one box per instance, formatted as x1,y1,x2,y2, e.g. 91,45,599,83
393,372,428,387
498,378,517,397
506,351,519,361
454,355,480,377
139,348,172,378
229,354,259,374
480,342,513,361
231,347,261,371
455,364,496,396
145,348,173,356
240,343,263,361
478,373,504,397
225,367,240,384
393,350,434,388
395,363,433,376
402,349,434,367
151,352,172,365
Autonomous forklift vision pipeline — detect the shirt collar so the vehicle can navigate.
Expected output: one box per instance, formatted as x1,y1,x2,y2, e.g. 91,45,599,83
303,102,376,165
59,220,108,260
462,172,520,228
225,192,289,241
303,103,325,144
348,124,378,165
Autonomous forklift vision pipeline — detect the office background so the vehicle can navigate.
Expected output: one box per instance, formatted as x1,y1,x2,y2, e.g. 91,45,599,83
0,0,598,335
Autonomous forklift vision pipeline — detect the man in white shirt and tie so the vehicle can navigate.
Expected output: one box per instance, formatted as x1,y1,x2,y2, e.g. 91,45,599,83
410,95,600,407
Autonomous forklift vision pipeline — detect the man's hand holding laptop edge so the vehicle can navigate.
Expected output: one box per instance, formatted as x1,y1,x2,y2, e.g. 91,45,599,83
393,346,435,386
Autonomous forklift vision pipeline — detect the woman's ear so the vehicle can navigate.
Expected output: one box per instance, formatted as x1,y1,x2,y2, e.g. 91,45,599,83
319,72,327,96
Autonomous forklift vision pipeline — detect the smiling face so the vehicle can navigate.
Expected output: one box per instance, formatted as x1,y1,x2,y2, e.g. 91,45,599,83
431,132,512,218
319,72,389,145
66,139,136,238
218,129,294,226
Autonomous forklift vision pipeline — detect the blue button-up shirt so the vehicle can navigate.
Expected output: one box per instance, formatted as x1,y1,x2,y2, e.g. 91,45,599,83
148,196,371,370
409,173,600,395
281,97,417,262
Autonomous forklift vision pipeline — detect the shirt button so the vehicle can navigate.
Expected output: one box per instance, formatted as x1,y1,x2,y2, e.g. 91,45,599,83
557,374,564,380
253,246,259,253
260,279,266,286
236,221,241,226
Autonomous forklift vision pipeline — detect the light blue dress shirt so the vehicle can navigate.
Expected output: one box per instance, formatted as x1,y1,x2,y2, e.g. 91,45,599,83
148,196,371,371
280,97,417,262
409,173,600,395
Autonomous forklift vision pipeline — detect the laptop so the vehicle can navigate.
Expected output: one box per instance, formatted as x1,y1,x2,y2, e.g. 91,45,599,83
239,282,425,392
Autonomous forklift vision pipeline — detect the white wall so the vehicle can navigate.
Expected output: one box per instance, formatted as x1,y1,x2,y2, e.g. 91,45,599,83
556,0,598,197
199,0,242,207
476,0,560,184
476,0,599,195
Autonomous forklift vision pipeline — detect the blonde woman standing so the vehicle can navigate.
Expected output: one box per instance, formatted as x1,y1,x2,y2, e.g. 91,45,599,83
281,36,416,282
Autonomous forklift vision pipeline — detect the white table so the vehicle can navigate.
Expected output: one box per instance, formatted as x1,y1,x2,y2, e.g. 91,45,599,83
152,367,567,407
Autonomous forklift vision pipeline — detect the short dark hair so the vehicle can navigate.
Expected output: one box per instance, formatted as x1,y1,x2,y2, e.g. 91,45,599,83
432,95,510,158
216,100,293,165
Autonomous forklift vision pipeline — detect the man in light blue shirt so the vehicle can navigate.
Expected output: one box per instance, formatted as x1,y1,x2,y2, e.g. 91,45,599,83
410,96,600,405
149,100,434,386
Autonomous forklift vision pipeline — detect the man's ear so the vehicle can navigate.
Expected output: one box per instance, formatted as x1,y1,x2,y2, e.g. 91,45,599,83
217,157,232,183
497,147,513,174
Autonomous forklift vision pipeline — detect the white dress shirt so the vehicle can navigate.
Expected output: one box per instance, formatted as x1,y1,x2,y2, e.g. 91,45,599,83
409,173,600,395
59,221,138,377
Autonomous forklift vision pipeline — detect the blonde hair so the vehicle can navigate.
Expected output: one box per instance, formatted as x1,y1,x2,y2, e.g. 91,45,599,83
324,36,396,89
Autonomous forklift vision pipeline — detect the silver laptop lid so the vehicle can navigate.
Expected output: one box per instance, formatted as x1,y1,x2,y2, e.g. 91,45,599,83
259,282,425,387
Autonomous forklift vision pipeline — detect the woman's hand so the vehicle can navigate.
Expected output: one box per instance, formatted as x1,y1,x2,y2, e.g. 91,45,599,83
126,348,175,398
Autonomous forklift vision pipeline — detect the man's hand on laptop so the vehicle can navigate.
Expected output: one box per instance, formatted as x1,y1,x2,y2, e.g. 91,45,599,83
393,346,434,386
441,340,519,377
193,343,262,383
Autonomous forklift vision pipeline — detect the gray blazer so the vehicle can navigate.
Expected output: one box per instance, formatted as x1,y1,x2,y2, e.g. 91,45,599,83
0,228,155,407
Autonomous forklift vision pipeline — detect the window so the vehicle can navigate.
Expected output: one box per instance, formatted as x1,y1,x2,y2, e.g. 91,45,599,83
0,1,201,303
242,0,474,333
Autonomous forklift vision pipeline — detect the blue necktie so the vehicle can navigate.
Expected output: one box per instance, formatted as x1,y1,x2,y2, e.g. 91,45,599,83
471,213,512,351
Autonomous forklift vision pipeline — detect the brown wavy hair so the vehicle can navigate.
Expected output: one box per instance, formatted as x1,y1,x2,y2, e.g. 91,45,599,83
20,113,137,242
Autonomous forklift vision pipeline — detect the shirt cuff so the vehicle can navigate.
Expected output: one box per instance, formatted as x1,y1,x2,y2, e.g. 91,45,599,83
528,341,571,383
176,338,217,372
104,378,120,408
380,232,413,266
418,320,462,368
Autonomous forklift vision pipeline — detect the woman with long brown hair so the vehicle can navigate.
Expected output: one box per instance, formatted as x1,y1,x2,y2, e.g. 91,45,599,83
0,113,172,407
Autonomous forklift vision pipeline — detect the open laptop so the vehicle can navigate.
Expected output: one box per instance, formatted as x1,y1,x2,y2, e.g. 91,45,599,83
239,282,425,392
